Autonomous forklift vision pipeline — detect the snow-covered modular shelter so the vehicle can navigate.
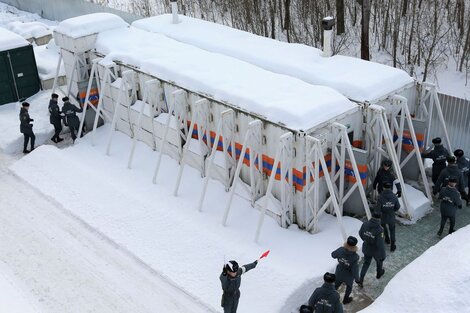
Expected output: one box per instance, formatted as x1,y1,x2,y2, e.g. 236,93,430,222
131,14,454,220
0,28,41,105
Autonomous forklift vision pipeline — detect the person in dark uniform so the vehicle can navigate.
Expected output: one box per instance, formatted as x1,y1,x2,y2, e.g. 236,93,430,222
375,181,400,252
220,259,258,313
49,93,64,143
19,102,35,153
437,177,462,236
421,137,450,184
454,149,470,205
62,96,83,143
331,236,360,305
373,159,402,197
308,272,343,313
433,156,466,200
357,212,386,287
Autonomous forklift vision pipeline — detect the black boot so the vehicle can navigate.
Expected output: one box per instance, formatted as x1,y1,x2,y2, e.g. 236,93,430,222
343,297,353,305
23,149,30,154
391,242,396,252
376,269,385,279
385,237,391,244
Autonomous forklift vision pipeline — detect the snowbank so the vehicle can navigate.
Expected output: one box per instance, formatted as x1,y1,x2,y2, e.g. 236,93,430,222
0,91,54,154
10,126,363,312
34,40,65,80
54,13,128,38
398,184,432,222
96,27,356,130
6,21,51,40
359,224,470,313
0,262,37,313
0,27,29,51
133,15,415,103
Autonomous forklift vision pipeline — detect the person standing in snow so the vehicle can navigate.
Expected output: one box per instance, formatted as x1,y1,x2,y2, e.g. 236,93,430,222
375,181,400,252
220,259,258,313
307,272,343,313
437,177,463,236
372,159,402,197
357,212,386,287
62,96,83,143
331,236,360,305
421,137,450,184
454,149,470,206
19,102,35,153
49,93,64,143
433,156,466,200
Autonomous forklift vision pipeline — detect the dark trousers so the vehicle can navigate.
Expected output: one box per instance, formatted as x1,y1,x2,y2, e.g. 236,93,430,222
52,121,62,141
335,280,352,301
223,297,239,313
432,164,446,184
360,255,383,281
381,223,396,243
439,215,456,234
23,132,35,151
69,125,78,141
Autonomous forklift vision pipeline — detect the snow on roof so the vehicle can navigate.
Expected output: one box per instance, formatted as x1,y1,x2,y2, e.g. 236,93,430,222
6,21,51,39
0,27,29,51
132,15,415,103
54,13,128,38
96,27,356,130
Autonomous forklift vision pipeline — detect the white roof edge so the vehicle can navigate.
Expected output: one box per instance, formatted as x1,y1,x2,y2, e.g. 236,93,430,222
0,28,29,51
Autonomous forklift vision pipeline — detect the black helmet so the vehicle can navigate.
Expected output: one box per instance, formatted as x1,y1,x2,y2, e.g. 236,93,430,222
454,149,464,158
22,102,30,107
448,176,458,184
382,159,392,167
347,236,358,246
225,260,239,273
300,305,314,313
432,137,442,144
323,272,336,283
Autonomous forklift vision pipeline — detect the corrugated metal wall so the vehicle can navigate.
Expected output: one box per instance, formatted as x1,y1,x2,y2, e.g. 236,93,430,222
428,92,470,155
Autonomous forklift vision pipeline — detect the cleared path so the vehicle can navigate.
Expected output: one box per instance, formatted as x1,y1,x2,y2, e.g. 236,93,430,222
0,152,212,313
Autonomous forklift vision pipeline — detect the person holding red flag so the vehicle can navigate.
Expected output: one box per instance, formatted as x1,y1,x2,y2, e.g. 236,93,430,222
219,251,268,313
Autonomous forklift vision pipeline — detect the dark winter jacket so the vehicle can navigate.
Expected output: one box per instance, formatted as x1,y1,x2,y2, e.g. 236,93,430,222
49,99,62,124
373,168,402,193
62,101,83,129
375,189,400,225
438,186,462,217
421,144,450,167
308,283,343,313
331,246,360,286
456,156,470,186
19,108,33,134
434,164,465,194
359,218,386,261
220,261,257,303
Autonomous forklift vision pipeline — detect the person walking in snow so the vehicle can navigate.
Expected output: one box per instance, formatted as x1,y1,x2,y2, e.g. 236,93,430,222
375,181,400,252
433,156,466,200
331,236,360,305
357,212,386,287
454,149,470,205
220,259,258,313
49,93,64,143
62,96,83,143
19,102,35,153
421,137,450,184
437,177,463,236
372,159,402,197
308,272,343,313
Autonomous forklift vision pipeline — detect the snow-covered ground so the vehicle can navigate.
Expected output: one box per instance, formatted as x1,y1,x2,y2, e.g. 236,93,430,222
359,223,470,313
9,126,362,312
0,261,37,313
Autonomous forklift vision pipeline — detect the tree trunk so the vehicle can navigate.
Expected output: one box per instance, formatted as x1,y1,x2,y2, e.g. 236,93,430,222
361,0,371,60
336,0,345,35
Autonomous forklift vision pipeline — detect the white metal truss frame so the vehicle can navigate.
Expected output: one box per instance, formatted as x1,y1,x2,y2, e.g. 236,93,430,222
127,79,161,169
330,123,371,219
366,105,413,218
390,95,433,202
52,51,90,106
77,59,114,143
173,98,211,196
303,135,347,239
197,109,235,212
254,132,295,242
417,82,452,151
222,119,263,226
106,70,137,155
152,88,187,183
